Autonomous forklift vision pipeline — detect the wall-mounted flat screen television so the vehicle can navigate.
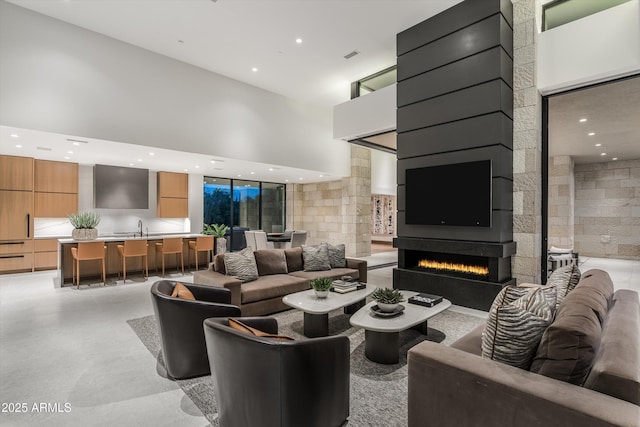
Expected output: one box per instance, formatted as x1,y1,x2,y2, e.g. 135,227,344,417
94,164,149,209
405,160,491,227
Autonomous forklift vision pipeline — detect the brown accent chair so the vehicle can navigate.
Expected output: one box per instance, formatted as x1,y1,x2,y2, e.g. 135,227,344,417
188,235,213,271
70,241,106,289
203,317,350,427
150,280,240,379
155,237,184,277
116,239,149,283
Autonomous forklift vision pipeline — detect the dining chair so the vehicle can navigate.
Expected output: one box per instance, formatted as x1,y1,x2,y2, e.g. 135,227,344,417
188,235,214,271
117,239,149,283
155,237,184,278
71,241,107,289
254,231,274,250
285,231,307,249
244,231,257,251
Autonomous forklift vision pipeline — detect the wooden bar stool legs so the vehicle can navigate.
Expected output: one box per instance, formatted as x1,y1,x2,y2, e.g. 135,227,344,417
188,236,214,271
155,237,184,278
117,240,149,283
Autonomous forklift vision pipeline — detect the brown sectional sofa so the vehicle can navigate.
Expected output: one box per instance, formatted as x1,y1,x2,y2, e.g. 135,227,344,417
408,269,640,426
193,247,367,316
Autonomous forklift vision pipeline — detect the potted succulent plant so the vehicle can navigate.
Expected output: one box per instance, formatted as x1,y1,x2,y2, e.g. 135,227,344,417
371,288,405,312
69,211,101,241
204,223,229,254
310,277,333,298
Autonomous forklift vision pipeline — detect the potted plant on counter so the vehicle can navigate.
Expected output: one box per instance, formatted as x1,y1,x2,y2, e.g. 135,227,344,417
204,223,229,254
69,211,101,241
310,277,333,298
372,288,405,312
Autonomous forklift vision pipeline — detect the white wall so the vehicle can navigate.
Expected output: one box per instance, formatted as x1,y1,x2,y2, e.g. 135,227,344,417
333,85,396,140
0,2,350,177
370,149,397,195
538,0,640,94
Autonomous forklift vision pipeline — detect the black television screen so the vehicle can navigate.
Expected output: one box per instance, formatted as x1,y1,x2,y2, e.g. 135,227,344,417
94,164,149,209
405,160,491,227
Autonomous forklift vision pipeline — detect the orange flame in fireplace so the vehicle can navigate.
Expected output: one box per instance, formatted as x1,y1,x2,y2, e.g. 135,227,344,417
418,259,489,276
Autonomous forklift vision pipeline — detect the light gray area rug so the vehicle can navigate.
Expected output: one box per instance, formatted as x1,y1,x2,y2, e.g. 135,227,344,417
128,307,485,426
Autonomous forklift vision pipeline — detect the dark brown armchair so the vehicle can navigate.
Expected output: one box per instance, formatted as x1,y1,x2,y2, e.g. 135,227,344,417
150,280,240,379
203,317,350,427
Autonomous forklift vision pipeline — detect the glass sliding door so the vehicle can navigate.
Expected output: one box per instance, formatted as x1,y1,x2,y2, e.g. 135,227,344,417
233,180,260,230
203,177,232,227
261,182,285,233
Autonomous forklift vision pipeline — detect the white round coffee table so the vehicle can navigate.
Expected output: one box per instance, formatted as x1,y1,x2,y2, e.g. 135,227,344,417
349,290,451,364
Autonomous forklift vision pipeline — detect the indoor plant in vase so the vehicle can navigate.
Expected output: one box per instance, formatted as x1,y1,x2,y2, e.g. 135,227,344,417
310,277,333,298
372,288,405,312
69,211,101,241
204,223,229,254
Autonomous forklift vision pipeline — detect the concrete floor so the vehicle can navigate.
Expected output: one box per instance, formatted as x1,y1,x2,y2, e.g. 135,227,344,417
0,256,637,426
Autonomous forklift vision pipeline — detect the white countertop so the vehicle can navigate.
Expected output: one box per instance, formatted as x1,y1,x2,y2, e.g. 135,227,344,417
57,233,207,244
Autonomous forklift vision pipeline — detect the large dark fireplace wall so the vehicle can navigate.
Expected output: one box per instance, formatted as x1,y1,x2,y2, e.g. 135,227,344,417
394,0,515,311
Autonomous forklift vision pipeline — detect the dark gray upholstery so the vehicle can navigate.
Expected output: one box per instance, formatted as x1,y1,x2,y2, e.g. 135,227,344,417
203,317,350,427
150,280,240,380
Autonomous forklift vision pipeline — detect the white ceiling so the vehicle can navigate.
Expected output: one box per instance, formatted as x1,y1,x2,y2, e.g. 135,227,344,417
548,76,640,164
2,0,462,180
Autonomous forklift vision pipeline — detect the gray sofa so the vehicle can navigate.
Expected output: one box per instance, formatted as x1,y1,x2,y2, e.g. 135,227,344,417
408,269,640,426
193,247,367,316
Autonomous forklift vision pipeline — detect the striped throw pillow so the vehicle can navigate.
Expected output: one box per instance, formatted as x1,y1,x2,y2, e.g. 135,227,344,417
548,264,581,307
482,286,557,369
223,247,259,283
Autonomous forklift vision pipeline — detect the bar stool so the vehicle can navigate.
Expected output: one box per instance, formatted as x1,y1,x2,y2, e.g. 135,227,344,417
188,236,214,271
155,237,184,278
117,239,149,283
71,241,107,289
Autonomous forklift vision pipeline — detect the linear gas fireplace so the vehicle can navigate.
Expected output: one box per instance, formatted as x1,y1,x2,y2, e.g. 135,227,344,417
394,238,516,311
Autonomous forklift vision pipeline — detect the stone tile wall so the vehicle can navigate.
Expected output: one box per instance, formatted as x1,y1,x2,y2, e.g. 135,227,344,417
285,146,371,257
548,156,575,248
574,159,640,259
512,0,543,284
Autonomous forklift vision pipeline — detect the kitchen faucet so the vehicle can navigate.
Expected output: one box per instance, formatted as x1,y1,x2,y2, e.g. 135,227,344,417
138,219,143,237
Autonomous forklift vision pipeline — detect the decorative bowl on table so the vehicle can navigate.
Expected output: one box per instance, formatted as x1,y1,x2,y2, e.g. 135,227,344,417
371,288,405,312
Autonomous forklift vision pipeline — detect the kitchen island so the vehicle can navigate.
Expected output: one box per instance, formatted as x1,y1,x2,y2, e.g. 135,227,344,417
56,233,213,287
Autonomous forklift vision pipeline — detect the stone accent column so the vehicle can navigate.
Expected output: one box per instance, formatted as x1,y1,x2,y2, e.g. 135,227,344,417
548,156,575,248
341,145,371,257
512,0,543,283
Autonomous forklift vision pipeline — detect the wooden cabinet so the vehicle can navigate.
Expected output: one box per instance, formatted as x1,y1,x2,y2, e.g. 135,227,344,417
157,172,189,218
34,159,78,218
0,190,33,240
0,155,33,191
0,240,33,274
34,239,58,270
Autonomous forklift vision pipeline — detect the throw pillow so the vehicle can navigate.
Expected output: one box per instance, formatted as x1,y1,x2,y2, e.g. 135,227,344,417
171,282,196,300
482,286,557,369
302,245,331,272
228,318,294,341
284,247,304,272
223,247,259,283
548,264,581,307
254,249,288,276
322,242,346,268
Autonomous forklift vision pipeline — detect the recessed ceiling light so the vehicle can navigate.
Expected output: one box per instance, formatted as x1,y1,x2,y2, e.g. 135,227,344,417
251,67,258,73
250,171,255,175
295,38,302,44
269,168,274,171
64,156,70,160
149,152,155,156
237,174,242,177
15,144,22,148
595,143,602,147
129,163,134,166
299,177,303,180
600,153,606,156
195,165,200,169
10,133,19,138
67,150,73,154
588,132,595,136
184,168,188,172
319,174,324,177
137,159,143,162
579,118,587,123
73,142,80,146
210,160,216,164
612,157,618,161
285,179,289,182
